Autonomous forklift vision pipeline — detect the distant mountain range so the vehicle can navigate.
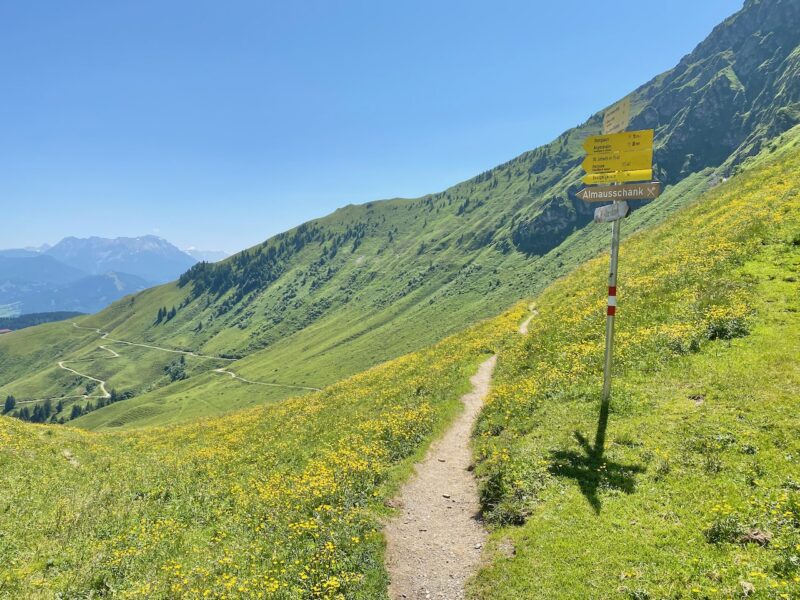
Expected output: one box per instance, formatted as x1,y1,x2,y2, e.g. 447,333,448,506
0,236,228,316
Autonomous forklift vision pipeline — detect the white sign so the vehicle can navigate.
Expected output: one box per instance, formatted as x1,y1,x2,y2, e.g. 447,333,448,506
594,201,630,223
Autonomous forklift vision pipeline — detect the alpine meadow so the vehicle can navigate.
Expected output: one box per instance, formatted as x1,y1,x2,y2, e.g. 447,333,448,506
1,0,799,598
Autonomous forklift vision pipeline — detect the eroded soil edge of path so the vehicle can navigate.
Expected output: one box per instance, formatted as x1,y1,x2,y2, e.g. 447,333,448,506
384,355,496,600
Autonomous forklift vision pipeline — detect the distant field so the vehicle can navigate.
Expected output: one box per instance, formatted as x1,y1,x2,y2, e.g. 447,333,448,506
0,311,84,331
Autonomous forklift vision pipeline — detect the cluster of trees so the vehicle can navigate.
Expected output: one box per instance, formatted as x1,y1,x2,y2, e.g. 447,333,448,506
67,388,134,420
0,311,84,331
154,305,177,325
164,356,187,382
3,389,134,425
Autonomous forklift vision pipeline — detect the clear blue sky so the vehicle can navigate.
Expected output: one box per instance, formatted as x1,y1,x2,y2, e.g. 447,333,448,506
1,0,743,254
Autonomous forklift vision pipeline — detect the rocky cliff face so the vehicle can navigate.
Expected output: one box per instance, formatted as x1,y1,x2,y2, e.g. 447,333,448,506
511,0,800,254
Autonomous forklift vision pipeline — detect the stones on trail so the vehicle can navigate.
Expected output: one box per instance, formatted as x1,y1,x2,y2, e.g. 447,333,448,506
442,494,451,499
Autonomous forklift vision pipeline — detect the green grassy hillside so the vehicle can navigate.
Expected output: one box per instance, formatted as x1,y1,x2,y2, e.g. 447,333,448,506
1,0,797,429
470,130,800,598
1,120,797,599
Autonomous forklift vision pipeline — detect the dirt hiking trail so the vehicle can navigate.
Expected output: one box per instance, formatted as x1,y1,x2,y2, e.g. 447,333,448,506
384,355,496,600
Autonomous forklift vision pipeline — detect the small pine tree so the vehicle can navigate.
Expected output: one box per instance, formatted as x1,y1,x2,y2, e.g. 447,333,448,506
31,404,45,423
3,395,16,414
70,404,83,419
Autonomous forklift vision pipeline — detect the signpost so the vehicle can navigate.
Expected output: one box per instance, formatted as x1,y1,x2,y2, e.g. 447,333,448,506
593,201,630,223
583,169,653,185
580,97,660,416
582,149,652,174
602,96,631,134
576,182,661,202
584,130,654,154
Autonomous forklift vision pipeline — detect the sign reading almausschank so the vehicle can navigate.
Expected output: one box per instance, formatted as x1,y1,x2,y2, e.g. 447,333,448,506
576,182,661,203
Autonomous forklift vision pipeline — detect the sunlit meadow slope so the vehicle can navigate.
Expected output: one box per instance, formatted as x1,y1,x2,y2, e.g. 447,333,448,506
1,0,797,429
2,126,798,599
0,307,523,598
471,130,800,598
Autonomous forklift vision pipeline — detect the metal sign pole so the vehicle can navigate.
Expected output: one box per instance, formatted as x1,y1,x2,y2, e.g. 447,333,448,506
601,205,621,404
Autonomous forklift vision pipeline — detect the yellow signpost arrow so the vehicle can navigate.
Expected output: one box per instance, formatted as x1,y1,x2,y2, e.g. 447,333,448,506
582,149,653,174
602,97,631,135
583,130,654,155
582,169,653,185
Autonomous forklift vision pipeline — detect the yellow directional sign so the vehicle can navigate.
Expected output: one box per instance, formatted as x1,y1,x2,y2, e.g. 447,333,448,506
582,149,653,174
583,130,654,155
603,97,631,134
582,169,653,185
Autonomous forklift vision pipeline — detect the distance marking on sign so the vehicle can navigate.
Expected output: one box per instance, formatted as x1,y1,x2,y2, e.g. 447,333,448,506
583,130,654,155
582,169,653,185
582,149,653,174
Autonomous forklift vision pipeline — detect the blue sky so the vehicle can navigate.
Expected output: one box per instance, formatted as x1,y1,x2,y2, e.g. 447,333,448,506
1,0,743,254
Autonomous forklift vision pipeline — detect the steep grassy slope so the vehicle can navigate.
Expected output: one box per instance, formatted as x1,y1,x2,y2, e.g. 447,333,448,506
0,304,515,599
470,130,800,598
1,122,797,599
1,0,797,428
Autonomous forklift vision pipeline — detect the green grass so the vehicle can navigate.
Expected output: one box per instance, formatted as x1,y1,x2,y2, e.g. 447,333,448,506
2,0,799,430
472,250,799,599
0,123,798,599
468,131,800,599
0,165,715,429
0,306,509,598
73,370,302,430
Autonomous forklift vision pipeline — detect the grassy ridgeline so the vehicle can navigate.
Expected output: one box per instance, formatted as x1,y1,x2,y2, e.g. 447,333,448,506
0,133,798,596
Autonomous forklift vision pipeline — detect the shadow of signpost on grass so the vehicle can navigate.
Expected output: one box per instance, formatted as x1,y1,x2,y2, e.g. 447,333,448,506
548,399,645,513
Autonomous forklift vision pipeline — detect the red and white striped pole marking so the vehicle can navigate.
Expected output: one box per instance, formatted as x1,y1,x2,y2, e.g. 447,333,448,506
601,211,621,403
607,286,617,316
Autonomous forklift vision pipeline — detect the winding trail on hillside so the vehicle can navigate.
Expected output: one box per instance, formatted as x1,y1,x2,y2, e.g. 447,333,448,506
518,306,539,335
212,368,322,392
15,343,125,404
71,323,237,361
66,322,321,394
57,361,110,399
384,308,537,598
384,356,496,600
